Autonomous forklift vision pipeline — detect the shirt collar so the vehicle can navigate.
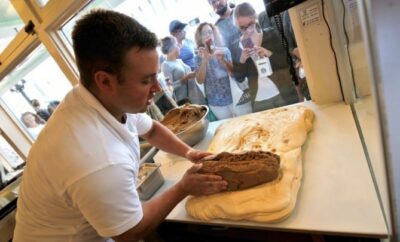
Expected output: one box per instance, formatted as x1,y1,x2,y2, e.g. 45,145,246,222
76,84,137,142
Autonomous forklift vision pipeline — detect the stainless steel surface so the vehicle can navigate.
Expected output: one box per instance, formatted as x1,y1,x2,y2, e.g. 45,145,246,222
172,105,209,146
139,147,158,165
137,163,164,200
141,105,209,148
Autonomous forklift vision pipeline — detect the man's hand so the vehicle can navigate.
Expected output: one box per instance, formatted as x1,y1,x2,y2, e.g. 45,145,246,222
177,163,228,196
185,148,212,163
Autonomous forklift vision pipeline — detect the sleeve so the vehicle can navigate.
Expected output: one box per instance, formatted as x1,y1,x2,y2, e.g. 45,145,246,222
164,63,184,89
161,62,169,79
258,11,271,30
67,164,142,237
134,113,153,135
161,63,178,88
179,59,191,73
283,11,297,50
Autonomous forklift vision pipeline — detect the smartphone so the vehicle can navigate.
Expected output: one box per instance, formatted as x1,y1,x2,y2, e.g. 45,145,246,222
206,38,215,54
241,37,254,49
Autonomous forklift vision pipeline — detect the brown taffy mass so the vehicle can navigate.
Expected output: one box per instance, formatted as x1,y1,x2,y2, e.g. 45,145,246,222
199,151,280,191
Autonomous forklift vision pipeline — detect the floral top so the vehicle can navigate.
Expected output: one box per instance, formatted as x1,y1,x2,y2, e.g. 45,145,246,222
195,47,233,106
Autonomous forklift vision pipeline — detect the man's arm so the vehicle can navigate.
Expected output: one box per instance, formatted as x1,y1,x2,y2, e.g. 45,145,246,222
113,162,227,242
141,121,191,158
142,121,210,162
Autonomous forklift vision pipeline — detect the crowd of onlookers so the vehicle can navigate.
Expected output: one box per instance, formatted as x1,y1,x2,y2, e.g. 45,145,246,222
20,0,312,139
157,0,310,121
20,99,60,138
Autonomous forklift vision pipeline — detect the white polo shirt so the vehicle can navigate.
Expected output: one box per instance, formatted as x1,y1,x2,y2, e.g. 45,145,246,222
13,84,153,242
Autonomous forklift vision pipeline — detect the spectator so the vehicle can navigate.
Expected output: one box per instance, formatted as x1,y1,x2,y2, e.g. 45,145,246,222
258,10,301,104
13,9,227,242
208,0,253,114
160,36,206,105
47,100,60,115
20,111,44,139
169,20,197,70
208,0,241,70
31,99,50,121
292,47,311,101
194,22,236,120
234,2,287,112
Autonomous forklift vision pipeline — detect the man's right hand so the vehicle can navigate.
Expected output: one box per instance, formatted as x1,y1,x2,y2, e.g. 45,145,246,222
177,163,228,196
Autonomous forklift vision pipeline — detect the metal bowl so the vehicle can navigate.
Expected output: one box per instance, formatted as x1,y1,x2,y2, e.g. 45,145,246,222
140,105,209,153
172,105,209,146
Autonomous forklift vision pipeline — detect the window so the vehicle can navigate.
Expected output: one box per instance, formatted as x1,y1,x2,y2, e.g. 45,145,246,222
0,2,24,54
59,0,306,121
35,0,50,8
0,132,24,189
1,44,72,140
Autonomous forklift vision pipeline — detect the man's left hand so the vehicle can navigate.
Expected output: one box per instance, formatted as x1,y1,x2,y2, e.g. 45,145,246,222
185,149,213,163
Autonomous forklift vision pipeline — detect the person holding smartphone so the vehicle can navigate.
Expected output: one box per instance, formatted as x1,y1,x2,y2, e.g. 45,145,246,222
194,22,236,120
234,2,286,112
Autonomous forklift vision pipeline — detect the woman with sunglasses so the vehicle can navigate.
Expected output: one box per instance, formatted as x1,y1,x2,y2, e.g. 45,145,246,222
234,2,287,112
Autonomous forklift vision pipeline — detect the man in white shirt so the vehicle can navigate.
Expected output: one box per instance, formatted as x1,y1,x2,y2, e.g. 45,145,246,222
13,9,227,242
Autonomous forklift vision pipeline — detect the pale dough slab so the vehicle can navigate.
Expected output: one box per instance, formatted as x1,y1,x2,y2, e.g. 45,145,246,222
186,106,314,222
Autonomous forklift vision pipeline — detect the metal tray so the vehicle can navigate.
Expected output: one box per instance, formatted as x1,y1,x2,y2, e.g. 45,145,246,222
136,163,164,200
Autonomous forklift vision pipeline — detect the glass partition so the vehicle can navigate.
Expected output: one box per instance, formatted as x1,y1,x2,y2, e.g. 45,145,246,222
0,45,73,140
0,132,24,189
59,0,309,120
343,0,371,98
344,0,389,228
0,1,24,54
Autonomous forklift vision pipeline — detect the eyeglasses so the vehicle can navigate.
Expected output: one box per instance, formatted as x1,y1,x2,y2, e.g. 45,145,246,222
201,30,213,37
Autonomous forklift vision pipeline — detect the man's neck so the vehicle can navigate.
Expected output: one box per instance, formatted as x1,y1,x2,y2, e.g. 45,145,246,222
86,85,125,123
220,7,232,20
166,54,177,61
177,38,183,45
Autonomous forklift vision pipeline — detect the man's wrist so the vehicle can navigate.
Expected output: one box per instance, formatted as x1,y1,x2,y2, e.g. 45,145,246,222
172,181,188,200
184,148,194,160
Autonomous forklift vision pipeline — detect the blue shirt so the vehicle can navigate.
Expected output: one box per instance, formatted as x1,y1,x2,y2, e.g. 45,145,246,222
179,39,196,71
195,47,233,106
215,12,242,64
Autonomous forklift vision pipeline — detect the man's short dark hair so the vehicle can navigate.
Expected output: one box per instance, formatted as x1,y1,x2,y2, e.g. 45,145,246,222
160,37,175,55
72,9,158,88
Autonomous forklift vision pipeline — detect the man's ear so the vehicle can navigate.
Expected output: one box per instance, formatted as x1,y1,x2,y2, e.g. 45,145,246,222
93,71,115,93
